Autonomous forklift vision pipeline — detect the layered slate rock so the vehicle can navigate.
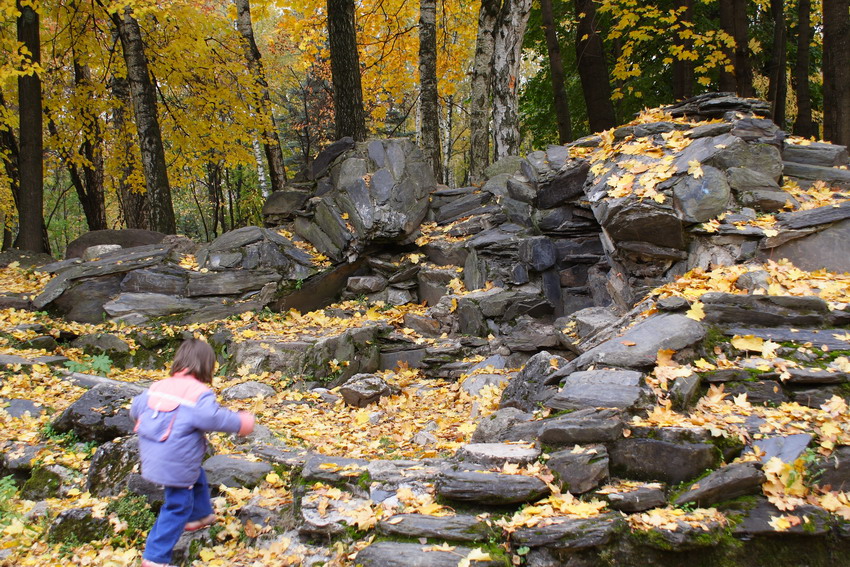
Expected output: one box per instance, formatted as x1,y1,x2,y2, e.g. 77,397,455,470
456,443,541,467
609,438,718,484
600,483,667,512
569,314,706,371
733,499,832,536
355,542,503,567
339,373,397,407
674,462,765,507
202,455,273,489
227,323,385,383
435,469,550,505
295,138,435,261
377,514,492,542
537,408,624,446
500,351,570,411
700,292,830,327
547,445,609,494
51,382,142,443
510,513,623,551
546,369,647,412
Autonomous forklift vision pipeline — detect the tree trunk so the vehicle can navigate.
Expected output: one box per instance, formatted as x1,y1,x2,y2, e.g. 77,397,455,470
766,0,787,127
718,0,737,92
327,0,367,141
0,89,20,211
15,1,46,253
442,95,456,187
109,73,150,230
419,0,442,181
672,0,694,99
574,0,616,132
0,89,20,251
235,0,287,192
823,0,850,146
111,7,176,234
72,62,108,230
732,0,754,97
541,0,572,143
492,0,532,159
467,0,500,184
792,0,816,138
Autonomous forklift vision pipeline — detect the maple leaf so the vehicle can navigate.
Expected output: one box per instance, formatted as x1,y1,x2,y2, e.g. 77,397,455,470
687,160,704,178
731,335,764,352
685,301,705,321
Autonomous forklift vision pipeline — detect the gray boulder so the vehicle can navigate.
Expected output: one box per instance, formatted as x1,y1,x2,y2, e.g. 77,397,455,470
202,454,273,489
51,382,142,443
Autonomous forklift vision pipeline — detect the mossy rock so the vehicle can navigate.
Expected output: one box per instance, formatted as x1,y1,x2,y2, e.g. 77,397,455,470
47,507,113,544
20,466,63,500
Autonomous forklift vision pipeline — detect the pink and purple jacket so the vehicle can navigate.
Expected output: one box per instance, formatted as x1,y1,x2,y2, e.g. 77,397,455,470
130,370,254,487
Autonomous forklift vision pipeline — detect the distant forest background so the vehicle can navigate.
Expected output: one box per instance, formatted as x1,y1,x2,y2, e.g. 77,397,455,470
2,0,848,254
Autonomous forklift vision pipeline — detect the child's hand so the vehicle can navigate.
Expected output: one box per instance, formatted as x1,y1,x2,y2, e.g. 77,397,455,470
237,411,255,436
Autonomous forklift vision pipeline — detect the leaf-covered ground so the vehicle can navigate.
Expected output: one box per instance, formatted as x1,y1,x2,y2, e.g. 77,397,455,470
1,254,849,566
2,106,850,564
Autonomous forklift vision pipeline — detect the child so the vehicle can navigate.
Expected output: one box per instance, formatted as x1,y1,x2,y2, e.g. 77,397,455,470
131,338,255,567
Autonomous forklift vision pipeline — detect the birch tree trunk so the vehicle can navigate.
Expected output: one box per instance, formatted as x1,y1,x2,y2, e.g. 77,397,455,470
111,7,176,234
467,0,500,184
419,0,442,181
492,0,532,160
823,0,850,146
442,95,456,188
327,0,367,141
540,0,572,143
15,0,46,252
574,0,616,132
235,0,287,192
792,0,816,138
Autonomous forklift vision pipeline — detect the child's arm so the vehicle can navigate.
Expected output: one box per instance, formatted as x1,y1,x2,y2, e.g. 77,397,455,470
191,392,255,436
129,393,145,421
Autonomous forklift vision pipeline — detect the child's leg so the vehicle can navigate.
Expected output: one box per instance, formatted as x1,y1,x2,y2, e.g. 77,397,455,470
143,486,194,564
187,469,214,522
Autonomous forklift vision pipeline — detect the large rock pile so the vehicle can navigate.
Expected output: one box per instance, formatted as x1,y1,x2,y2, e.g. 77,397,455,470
2,93,850,565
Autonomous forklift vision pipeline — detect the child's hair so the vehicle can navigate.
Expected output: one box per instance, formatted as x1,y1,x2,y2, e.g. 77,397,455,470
171,338,216,383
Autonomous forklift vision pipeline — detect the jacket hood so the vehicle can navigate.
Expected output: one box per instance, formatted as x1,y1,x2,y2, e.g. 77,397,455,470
147,371,211,412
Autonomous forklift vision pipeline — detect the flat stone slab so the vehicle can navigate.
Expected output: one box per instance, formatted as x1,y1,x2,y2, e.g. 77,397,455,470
702,293,829,327
436,469,549,505
355,542,503,567
723,327,850,352
749,434,812,464
609,438,718,484
0,354,69,368
733,499,832,536
546,370,646,412
455,443,541,467
571,314,705,370
537,408,624,445
300,455,370,484
202,454,273,489
599,483,667,513
784,367,848,385
378,514,492,542
510,513,623,551
0,398,47,419
674,462,765,507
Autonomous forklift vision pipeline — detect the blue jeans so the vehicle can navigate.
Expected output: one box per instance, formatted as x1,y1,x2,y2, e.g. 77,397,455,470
143,469,214,564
